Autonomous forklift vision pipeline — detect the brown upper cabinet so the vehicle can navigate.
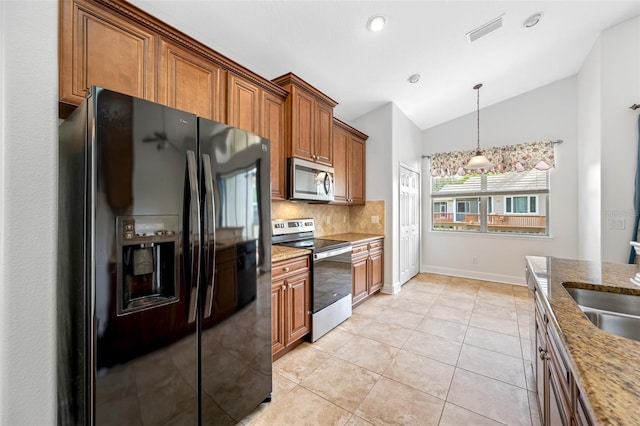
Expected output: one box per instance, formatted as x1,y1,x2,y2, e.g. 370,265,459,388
272,73,338,167
261,92,287,201
227,72,261,134
59,0,156,112
332,119,367,205
59,0,289,200
226,72,287,200
157,37,225,122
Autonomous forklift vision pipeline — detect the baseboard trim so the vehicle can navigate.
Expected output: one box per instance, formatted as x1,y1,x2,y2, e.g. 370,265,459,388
380,281,402,294
420,265,525,286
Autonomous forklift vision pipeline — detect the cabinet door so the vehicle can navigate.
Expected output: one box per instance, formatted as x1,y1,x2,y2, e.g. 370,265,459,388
60,0,156,106
290,87,315,161
262,91,287,200
368,246,384,294
548,364,570,426
158,38,223,121
285,272,311,344
271,280,286,355
534,310,546,424
228,73,261,134
349,135,366,205
331,124,349,204
575,396,594,426
352,254,369,306
314,102,333,165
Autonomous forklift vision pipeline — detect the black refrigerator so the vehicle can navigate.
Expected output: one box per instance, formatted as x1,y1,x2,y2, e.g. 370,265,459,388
57,87,272,425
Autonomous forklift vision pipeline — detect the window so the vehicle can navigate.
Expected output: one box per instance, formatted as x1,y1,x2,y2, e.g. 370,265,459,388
431,170,549,235
505,195,538,214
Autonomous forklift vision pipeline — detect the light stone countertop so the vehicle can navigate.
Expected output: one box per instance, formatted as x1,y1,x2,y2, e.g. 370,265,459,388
271,245,311,263
526,256,640,425
321,233,385,244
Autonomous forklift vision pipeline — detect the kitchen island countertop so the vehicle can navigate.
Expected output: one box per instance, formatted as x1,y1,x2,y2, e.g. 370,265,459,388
526,256,640,425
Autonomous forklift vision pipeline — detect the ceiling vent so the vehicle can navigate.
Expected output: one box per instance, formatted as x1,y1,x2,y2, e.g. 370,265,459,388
466,14,505,43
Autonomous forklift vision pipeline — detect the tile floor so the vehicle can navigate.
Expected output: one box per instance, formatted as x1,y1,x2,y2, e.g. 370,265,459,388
241,273,541,426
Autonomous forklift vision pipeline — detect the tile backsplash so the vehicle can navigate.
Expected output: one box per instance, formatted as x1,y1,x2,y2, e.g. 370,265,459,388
271,200,385,237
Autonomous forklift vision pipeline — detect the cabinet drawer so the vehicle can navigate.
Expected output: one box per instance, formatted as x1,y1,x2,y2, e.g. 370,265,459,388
368,239,383,250
272,256,310,280
351,243,369,256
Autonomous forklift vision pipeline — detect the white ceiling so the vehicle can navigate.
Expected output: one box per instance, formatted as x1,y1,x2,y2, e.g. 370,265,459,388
129,0,640,130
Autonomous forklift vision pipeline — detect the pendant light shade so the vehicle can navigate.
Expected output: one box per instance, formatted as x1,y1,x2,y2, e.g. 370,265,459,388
465,83,493,170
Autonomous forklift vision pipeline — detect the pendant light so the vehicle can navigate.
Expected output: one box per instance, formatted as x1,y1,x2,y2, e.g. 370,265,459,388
465,83,493,170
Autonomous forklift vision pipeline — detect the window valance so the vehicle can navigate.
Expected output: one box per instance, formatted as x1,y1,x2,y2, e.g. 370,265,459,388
429,140,556,177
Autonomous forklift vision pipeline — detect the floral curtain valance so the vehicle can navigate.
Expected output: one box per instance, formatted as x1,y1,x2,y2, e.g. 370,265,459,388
429,140,556,177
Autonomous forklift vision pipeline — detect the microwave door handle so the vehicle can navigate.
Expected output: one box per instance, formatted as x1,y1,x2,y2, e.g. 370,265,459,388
184,150,201,324
201,154,215,319
323,173,331,195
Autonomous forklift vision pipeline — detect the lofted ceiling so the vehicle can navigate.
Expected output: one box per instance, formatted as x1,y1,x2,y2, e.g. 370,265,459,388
128,0,640,130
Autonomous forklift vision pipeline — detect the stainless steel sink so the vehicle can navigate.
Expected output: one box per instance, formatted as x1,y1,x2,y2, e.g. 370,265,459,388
564,287,640,316
583,311,640,342
563,286,640,342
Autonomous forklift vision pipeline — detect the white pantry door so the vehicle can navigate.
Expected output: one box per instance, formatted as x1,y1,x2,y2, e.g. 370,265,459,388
399,165,420,285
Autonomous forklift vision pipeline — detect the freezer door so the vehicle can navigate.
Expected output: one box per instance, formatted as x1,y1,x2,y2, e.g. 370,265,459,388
198,118,272,422
92,88,201,425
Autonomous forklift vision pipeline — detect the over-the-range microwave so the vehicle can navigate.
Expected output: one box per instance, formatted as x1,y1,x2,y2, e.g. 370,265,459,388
288,157,335,202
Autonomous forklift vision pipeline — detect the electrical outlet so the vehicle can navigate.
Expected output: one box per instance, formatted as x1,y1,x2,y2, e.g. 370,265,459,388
371,215,379,224
472,257,478,264
608,218,625,229
326,216,331,224
343,215,347,223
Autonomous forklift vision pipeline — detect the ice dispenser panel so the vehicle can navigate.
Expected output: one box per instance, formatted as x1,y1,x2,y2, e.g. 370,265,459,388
116,215,179,315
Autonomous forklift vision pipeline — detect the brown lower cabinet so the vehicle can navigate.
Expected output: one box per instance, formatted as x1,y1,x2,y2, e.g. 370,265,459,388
533,287,593,426
351,238,384,307
271,255,311,360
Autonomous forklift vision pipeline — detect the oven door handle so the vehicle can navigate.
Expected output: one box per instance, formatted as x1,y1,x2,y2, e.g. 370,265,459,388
313,245,352,261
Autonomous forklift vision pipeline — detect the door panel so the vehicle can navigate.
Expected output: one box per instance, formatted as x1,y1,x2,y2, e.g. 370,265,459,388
399,166,420,285
198,117,272,422
60,0,156,106
158,38,223,121
92,88,197,425
286,273,311,343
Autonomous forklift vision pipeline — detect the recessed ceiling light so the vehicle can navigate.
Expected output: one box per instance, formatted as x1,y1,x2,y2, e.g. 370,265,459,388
367,15,386,32
408,74,421,84
523,12,543,28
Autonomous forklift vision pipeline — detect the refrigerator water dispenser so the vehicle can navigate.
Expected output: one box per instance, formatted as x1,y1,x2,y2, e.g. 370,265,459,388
116,215,179,315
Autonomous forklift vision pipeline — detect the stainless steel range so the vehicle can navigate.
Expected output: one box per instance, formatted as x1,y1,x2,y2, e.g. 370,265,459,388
272,219,352,342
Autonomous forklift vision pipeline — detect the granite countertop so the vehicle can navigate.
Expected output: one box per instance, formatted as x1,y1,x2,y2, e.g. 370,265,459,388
322,232,385,244
527,256,640,425
272,245,311,263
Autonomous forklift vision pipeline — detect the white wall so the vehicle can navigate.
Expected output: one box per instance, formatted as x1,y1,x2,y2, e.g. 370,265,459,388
422,77,579,285
599,17,640,263
577,39,602,261
351,104,394,290
0,0,57,424
351,102,423,293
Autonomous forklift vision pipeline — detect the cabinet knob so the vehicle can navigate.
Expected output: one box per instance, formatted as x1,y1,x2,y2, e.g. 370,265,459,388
283,267,290,272
281,285,286,291
288,283,292,289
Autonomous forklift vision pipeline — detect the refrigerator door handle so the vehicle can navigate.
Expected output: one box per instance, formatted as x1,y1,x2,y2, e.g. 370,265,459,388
201,154,216,319
184,150,201,324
